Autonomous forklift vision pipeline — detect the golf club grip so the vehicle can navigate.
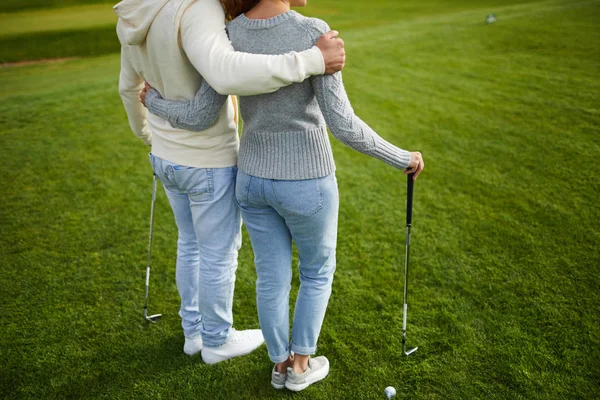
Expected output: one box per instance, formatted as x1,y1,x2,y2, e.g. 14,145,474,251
406,174,415,226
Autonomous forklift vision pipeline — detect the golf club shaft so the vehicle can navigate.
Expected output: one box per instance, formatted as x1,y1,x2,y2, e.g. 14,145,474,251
402,173,415,341
144,175,157,313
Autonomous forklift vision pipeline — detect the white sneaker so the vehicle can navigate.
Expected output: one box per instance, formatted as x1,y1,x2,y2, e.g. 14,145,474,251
285,356,330,392
201,329,265,365
183,336,203,356
271,365,287,390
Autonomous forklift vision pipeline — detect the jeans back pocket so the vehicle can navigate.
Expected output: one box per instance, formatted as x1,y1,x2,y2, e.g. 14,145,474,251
173,167,213,203
272,178,323,218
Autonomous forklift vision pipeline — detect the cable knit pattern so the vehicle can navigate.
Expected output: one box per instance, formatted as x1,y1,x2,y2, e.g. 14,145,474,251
311,73,411,170
144,10,411,180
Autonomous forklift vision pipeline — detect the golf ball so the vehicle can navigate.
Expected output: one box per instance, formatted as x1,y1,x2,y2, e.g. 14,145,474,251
384,386,397,398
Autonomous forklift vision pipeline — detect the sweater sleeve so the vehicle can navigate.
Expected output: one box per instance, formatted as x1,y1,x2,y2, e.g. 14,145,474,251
144,79,228,132
118,46,152,146
180,0,325,96
311,72,412,170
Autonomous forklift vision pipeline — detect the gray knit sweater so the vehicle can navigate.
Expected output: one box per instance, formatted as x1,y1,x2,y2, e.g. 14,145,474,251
145,11,411,180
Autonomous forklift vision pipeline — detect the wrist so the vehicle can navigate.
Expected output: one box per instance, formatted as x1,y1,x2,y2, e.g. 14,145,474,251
145,89,160,107
310,45,326,75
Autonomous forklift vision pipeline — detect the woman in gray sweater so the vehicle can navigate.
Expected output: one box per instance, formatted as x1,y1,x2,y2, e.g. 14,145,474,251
142,0,424,391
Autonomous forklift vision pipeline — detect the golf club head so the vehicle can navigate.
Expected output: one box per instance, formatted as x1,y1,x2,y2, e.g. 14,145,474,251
404,346,418,356
145,313,162,323
144,309,162,323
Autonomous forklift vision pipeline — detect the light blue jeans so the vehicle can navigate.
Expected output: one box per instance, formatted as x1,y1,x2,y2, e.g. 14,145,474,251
149,154,241,347
235,171,339,363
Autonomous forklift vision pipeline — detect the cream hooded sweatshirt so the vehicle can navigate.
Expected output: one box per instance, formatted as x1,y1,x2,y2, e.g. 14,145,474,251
115,0,325,168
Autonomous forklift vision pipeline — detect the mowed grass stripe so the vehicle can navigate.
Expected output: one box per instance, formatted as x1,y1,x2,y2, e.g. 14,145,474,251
340,0,600,40
1,0,584,64
0,2,118,64
300,0,544,31
0,0,109,13
0,3,116,37
0,25,119,64
1,0,599,399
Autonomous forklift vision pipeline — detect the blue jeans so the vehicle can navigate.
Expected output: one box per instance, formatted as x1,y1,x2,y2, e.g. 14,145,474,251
149,154,241,347
235,171,339,363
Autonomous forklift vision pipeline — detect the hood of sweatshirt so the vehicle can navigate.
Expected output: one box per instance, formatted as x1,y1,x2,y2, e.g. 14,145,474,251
113,0,170,45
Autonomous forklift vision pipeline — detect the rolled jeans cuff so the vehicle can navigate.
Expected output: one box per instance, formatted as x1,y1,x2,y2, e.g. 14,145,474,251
185,332,202,340
202,329,230,348
291,343,317,356
269,350,292,364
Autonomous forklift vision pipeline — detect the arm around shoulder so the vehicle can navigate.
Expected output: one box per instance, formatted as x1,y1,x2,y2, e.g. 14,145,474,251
179,0,325,96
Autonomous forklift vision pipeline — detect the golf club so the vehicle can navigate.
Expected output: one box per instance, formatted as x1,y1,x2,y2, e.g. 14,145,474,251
402,173,417,355
143,174,162,323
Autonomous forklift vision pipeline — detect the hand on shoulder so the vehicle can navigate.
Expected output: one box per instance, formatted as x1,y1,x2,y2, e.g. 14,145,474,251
308,18,345,74
315,30,345,74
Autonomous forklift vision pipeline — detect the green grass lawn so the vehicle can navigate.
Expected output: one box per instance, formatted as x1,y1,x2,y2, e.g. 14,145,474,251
1,0,599,399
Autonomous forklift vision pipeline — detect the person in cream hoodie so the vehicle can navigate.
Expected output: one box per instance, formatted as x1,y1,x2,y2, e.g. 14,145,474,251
115,0,345,364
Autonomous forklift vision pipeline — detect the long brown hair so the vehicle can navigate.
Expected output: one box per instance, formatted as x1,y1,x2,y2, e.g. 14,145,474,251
221,0,261,21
